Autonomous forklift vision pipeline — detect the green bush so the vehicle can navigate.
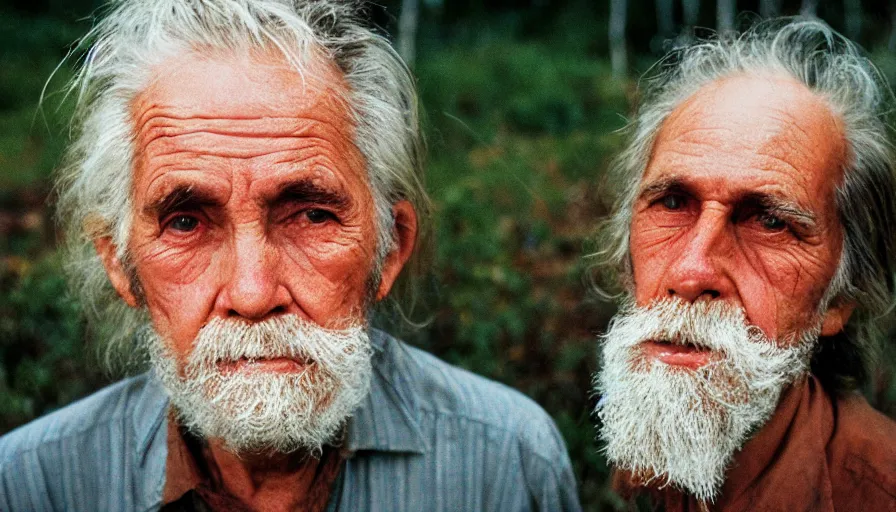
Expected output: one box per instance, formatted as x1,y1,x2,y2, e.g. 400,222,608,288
0,253,107,432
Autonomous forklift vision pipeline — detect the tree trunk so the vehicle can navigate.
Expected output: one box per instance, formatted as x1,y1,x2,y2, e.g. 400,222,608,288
610,0,628,78
800,0,818,16
844,0,862,41
398,0,420,67
759,0,780,17
717,0,735,35
656,0,675,39
889,1,896,52
682,0,700,28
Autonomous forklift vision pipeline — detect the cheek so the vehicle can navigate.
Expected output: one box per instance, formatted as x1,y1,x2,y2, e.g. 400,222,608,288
276,222,378,314
629,216,691,297
132,224,222,308
726,257,780,336
138,275,218,349
134,237,218,286
737,242,834,334
632,222,678,250
743,241,832,291
131,232,223,348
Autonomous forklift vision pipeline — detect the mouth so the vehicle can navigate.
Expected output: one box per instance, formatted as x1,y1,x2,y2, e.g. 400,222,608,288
216,356,314,375
641,339,713,369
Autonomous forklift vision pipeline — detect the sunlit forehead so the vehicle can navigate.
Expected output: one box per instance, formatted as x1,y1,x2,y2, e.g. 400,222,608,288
130,48,371,225
652,75,847,181
136,48,349,119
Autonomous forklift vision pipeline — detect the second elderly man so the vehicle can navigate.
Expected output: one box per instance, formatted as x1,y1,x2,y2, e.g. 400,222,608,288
593,18,896,510
0,1,581,511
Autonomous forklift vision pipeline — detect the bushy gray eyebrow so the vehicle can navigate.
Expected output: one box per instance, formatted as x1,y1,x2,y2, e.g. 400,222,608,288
144,178,351,222
637,176,688,202
637,176,819,232
144,184,221,220
269,179,349,209
741,192,818,232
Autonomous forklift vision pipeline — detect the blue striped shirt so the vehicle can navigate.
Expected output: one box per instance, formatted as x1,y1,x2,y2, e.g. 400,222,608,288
0,330,582,511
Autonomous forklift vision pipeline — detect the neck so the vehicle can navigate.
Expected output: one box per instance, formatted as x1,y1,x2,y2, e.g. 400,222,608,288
720,376,831,501
206,440,333,512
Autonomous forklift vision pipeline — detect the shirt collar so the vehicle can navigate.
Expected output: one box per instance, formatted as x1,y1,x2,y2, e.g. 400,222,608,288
342,328,429,455
134,372,170,462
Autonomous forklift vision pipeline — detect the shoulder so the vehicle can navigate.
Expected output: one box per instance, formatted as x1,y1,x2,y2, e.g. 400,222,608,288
371,331,581,510
391,335,561,435
375,330,573,472
0,374,170,511
828,392,896,506
0,373,161,465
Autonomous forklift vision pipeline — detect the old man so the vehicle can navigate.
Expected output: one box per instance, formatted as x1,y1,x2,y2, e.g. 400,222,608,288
593,18,896,510
0,1,580,511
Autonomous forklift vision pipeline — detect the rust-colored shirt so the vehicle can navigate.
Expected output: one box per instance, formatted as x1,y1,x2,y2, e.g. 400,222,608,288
160,419,343,512
613,376,896,511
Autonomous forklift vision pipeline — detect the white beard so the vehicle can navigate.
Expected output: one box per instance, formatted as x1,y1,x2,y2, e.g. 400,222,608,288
593,298,817,502
145,315,373,455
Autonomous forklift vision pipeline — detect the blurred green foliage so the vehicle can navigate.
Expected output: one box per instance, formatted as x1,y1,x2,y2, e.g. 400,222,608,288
2,3,896,511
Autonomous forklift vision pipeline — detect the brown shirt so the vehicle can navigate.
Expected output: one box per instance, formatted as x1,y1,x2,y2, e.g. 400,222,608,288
613,376,896,511
161,419,343,512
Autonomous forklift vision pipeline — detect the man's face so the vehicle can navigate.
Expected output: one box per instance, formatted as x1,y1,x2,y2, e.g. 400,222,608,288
126,50,383,364
629,75,849,348
595,75,852,500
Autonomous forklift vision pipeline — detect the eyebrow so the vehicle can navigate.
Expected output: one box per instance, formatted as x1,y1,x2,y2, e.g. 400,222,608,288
269,179,350,209
144,185,222,219
637,175,819,231
742,192,818,231
638,176,686,201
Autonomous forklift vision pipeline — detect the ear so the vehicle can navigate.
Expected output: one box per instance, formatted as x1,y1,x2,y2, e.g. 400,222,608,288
820,300,855,337
375,200,418,301
94,236,140,308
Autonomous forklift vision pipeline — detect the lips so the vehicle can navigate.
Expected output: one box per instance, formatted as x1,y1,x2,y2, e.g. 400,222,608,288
641,339,712,369
217,356,313,375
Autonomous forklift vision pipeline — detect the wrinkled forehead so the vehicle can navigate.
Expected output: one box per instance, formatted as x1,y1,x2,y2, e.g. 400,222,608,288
125,46,370,210
641,74,848,207
131,46,352,126
654,74,847,176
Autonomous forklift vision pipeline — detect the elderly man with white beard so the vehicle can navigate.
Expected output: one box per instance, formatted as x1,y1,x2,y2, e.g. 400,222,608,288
0,2,581,511
592,19,896,511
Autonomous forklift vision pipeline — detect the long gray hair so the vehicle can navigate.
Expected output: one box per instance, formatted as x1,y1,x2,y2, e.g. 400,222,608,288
593,18,896,392
55,0,431,368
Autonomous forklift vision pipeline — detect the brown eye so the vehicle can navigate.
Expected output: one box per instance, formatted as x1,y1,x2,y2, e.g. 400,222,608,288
661,194,684,210
169,215,199,232
305,209,335,224
757,213,786,231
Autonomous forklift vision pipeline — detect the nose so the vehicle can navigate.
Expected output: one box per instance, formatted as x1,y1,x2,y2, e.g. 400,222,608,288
218,231,291,320
665,208,735,303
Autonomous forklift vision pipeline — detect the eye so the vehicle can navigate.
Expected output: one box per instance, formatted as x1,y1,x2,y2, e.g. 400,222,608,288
168,215,199,232
757,212,787,231
305,209,336,224
661,194,685,210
